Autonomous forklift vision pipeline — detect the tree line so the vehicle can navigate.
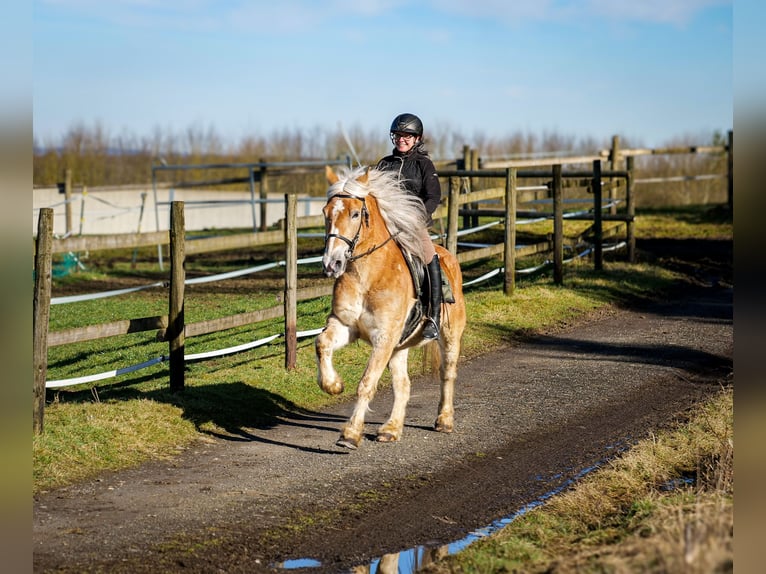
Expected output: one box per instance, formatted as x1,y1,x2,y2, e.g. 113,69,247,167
33,121,729,207
33,120,614,187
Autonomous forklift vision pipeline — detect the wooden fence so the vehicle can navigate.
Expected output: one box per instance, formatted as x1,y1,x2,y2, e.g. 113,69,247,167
33,137,732,432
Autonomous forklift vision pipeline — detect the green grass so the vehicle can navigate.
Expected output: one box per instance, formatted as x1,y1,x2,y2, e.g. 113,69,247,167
634,204,732,239
34,206,732,495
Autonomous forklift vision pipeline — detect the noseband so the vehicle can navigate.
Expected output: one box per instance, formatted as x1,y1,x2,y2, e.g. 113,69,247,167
324,193,397,263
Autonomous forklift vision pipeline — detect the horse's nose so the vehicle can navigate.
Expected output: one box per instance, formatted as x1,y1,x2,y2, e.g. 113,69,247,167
322,257,342,278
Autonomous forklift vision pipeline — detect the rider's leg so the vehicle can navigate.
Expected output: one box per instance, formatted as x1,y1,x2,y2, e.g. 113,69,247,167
420,228,441,340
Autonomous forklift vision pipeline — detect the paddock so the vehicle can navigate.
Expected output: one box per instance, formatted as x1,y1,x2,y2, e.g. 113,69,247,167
32,136,732,433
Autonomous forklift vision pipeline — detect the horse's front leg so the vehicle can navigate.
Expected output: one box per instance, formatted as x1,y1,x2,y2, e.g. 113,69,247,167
315,315,354,396
376,348,411,442
338,336,397,449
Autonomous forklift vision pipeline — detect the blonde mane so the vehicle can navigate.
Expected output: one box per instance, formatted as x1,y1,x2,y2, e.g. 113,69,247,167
327,165,428,265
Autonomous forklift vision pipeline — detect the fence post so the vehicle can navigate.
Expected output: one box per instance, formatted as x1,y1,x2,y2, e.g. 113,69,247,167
503,168,517,296
33,208,54,434
64,168,73,236
131,192,148,269
447,177,459,255
609,135,620,215
259,159,269,232
168,201,185,391
249,168,258,233
552,165,564,285
470,148,480,228
79,186,87,235
461,146,471,229
284,193,298,370
151,165,164,271
727,130,733,212
592,160,603,271
626,156,636,263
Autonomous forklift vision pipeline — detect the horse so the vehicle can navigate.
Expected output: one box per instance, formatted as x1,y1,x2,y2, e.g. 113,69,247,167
316,165,467,449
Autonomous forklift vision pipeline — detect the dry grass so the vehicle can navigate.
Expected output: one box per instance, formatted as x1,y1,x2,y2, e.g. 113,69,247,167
424,386,733,573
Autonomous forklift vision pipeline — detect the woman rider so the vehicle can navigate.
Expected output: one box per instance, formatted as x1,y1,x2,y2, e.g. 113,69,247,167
376,113,443,340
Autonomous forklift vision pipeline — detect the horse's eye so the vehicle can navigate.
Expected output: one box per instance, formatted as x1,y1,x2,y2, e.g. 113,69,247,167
351,210,361,219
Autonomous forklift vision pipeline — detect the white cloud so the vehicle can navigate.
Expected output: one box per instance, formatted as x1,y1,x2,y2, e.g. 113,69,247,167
587,0,731,26
428,0,729,26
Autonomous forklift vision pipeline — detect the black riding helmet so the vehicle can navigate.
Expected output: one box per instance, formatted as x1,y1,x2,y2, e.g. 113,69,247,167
390,113,423,137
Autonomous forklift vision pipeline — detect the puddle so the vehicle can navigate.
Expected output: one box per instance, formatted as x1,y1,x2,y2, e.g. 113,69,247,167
277,558,323,569
274,443,630,573
660,473,695,491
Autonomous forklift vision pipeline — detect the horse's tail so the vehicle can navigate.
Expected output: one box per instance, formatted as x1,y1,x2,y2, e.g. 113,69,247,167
421,340,442,379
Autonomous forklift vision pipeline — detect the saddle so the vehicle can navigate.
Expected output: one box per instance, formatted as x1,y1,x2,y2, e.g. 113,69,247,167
398,249,455,344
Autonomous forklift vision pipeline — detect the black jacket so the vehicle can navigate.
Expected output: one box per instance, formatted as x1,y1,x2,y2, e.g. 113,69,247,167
376,149,442,222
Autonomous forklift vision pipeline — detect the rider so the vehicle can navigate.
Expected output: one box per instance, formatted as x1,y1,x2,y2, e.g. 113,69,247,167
376,113,443,340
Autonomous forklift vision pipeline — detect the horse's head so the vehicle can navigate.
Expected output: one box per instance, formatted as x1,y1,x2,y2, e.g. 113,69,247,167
321,166,371,278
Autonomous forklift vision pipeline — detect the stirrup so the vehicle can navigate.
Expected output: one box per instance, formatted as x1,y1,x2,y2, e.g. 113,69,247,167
422,317,440,340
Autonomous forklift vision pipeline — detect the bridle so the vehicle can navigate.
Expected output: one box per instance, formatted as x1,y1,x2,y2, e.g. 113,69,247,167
324,193,397,263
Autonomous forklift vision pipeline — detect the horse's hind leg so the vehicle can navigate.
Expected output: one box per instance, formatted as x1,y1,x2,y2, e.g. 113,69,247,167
435,330,462,434
376,348,411,443
315,316,353,396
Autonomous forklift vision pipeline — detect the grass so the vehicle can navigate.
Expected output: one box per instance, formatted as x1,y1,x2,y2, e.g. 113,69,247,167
421,386,733,573
34,206,731,498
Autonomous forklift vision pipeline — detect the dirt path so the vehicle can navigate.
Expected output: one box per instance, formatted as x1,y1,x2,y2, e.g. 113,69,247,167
33,240,733,573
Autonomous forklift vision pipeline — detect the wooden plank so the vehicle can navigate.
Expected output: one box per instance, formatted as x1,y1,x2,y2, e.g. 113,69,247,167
164,284,334,340
48,316,169,347
185,229,284,255
482,155,604,168
184,306,285,338
516,241,554,257
455,187,505,205
618,145,727,157
297,214,325,228
49,230,169,254
456,243,504,263
457,240,553,265
459,209,633,222
293,283,334,301
44,214,324,256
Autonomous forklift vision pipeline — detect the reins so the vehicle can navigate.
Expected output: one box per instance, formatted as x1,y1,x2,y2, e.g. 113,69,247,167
324,193,399,263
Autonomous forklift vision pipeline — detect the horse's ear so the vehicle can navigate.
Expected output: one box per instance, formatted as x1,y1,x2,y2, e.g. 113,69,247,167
325,165,339,185
356,167,369,185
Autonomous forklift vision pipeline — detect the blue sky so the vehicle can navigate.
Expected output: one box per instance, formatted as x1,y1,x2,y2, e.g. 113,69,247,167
32,0,734,149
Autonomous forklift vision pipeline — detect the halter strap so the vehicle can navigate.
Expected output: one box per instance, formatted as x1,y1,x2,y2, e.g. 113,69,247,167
324,192,397,262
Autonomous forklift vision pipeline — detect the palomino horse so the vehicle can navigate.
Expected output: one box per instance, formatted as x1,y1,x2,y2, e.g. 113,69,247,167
316,165,466,449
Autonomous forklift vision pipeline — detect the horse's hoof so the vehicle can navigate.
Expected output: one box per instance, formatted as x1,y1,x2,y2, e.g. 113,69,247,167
434,421,454,434
336,437,359,450
376,432,398,443
319,377,344,395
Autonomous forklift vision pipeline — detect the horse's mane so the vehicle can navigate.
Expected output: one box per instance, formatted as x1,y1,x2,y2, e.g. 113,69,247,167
327,166,428,265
